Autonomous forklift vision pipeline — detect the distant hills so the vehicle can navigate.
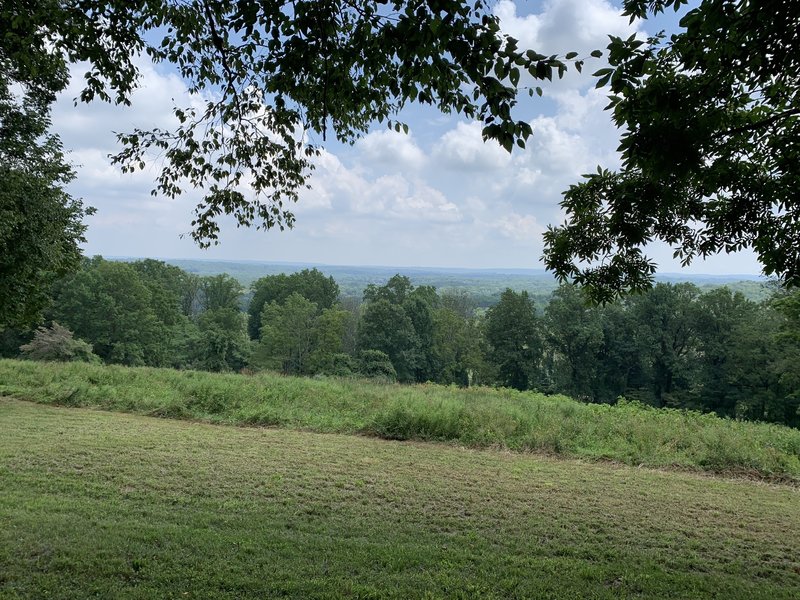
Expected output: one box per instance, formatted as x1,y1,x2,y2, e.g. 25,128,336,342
108,257,771,306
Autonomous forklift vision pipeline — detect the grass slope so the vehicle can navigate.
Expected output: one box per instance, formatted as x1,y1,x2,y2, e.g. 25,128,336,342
1,359,799,481
1,399,799,599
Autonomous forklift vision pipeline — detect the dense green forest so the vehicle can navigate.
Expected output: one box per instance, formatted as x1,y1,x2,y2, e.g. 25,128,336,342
3,256,798,428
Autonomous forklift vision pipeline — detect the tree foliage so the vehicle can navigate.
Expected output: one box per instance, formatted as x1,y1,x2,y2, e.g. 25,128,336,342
544,0,800,300
248,269,339,339
2,0,570,248
190,306,251,372
132,259,202,319
484,288,541,391
358,275,441,383
50,258,177,366
0,60,91,327
200,274,244,312
628,283,700,406
431,304,485,386
358,298,420,383
308,307,352,375
543,285,603,400
255,293,320,375
356,349,397,382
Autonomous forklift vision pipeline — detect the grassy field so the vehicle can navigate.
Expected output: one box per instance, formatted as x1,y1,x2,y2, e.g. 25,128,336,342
1,359,799,481
2,399,799,599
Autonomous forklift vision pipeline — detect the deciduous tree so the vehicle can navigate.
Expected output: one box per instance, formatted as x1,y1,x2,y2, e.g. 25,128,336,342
0,67,91,326
628,283,699,407
50,258,167,366
484,288,541,390
545,0,800,300
254,293,319,374
543,285,603,401
248,269,339,339
19,322,99,363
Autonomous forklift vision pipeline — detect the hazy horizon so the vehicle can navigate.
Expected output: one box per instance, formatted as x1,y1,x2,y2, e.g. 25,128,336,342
102,255,766,281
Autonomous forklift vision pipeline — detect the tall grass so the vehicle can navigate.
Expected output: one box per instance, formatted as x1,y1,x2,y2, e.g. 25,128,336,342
2,358,799,480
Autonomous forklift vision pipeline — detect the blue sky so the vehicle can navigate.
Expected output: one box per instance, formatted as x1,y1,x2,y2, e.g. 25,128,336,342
51,0,762,275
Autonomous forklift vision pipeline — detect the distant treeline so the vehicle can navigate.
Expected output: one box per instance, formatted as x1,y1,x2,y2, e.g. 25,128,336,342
162,258,774,307
3,256,799,427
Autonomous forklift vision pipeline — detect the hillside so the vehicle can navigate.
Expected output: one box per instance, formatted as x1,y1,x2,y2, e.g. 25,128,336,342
2,359,799,481
1,399,798,599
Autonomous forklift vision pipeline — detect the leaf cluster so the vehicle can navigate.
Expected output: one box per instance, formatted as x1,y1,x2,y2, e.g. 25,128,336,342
544,0,800,301
6,1,574,245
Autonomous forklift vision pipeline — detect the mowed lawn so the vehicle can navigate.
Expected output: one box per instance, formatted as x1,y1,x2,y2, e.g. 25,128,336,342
1,400,799,599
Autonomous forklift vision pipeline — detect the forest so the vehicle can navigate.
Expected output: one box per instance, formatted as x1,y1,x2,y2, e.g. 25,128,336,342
5,256,799,429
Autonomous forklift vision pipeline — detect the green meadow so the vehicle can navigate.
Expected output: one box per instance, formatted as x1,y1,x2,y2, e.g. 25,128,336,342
1,358,799,480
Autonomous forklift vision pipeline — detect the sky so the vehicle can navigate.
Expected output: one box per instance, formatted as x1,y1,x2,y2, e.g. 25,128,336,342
51,0,763,275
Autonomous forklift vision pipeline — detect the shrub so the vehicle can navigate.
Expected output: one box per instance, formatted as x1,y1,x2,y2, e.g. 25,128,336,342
19,323,100,363
357,349,397,381
318,353,356,377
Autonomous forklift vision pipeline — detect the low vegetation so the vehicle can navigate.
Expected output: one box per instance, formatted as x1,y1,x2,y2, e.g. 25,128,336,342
2,358,799,481
2,399,799,599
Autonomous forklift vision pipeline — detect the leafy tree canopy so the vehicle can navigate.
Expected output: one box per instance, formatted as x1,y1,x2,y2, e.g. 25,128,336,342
0,61,91,327
544,0,800,301
200,274,244,312
484,288,541,390
358,298,420,383
191,305,251,372
248,268,339,339
3,0,571,247
357,349,397,382
255,292,319,374
50,258,169,366
132,259,201,319
359,275,441,382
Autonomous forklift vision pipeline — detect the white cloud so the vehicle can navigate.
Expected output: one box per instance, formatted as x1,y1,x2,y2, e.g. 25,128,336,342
69,148,154,190
300,150,461,223
88,212,150,228
547,87,611,131
356,129,426,170
495,0,644,91
492,213,546,243
496,0,640,56
54,57,198,152
387,178,461,223
433,121,511,172
526,117,594,174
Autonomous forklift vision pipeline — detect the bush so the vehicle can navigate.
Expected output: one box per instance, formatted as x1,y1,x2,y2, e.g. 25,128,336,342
357,349,397,381
19,323,100,363
317,353,356,377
